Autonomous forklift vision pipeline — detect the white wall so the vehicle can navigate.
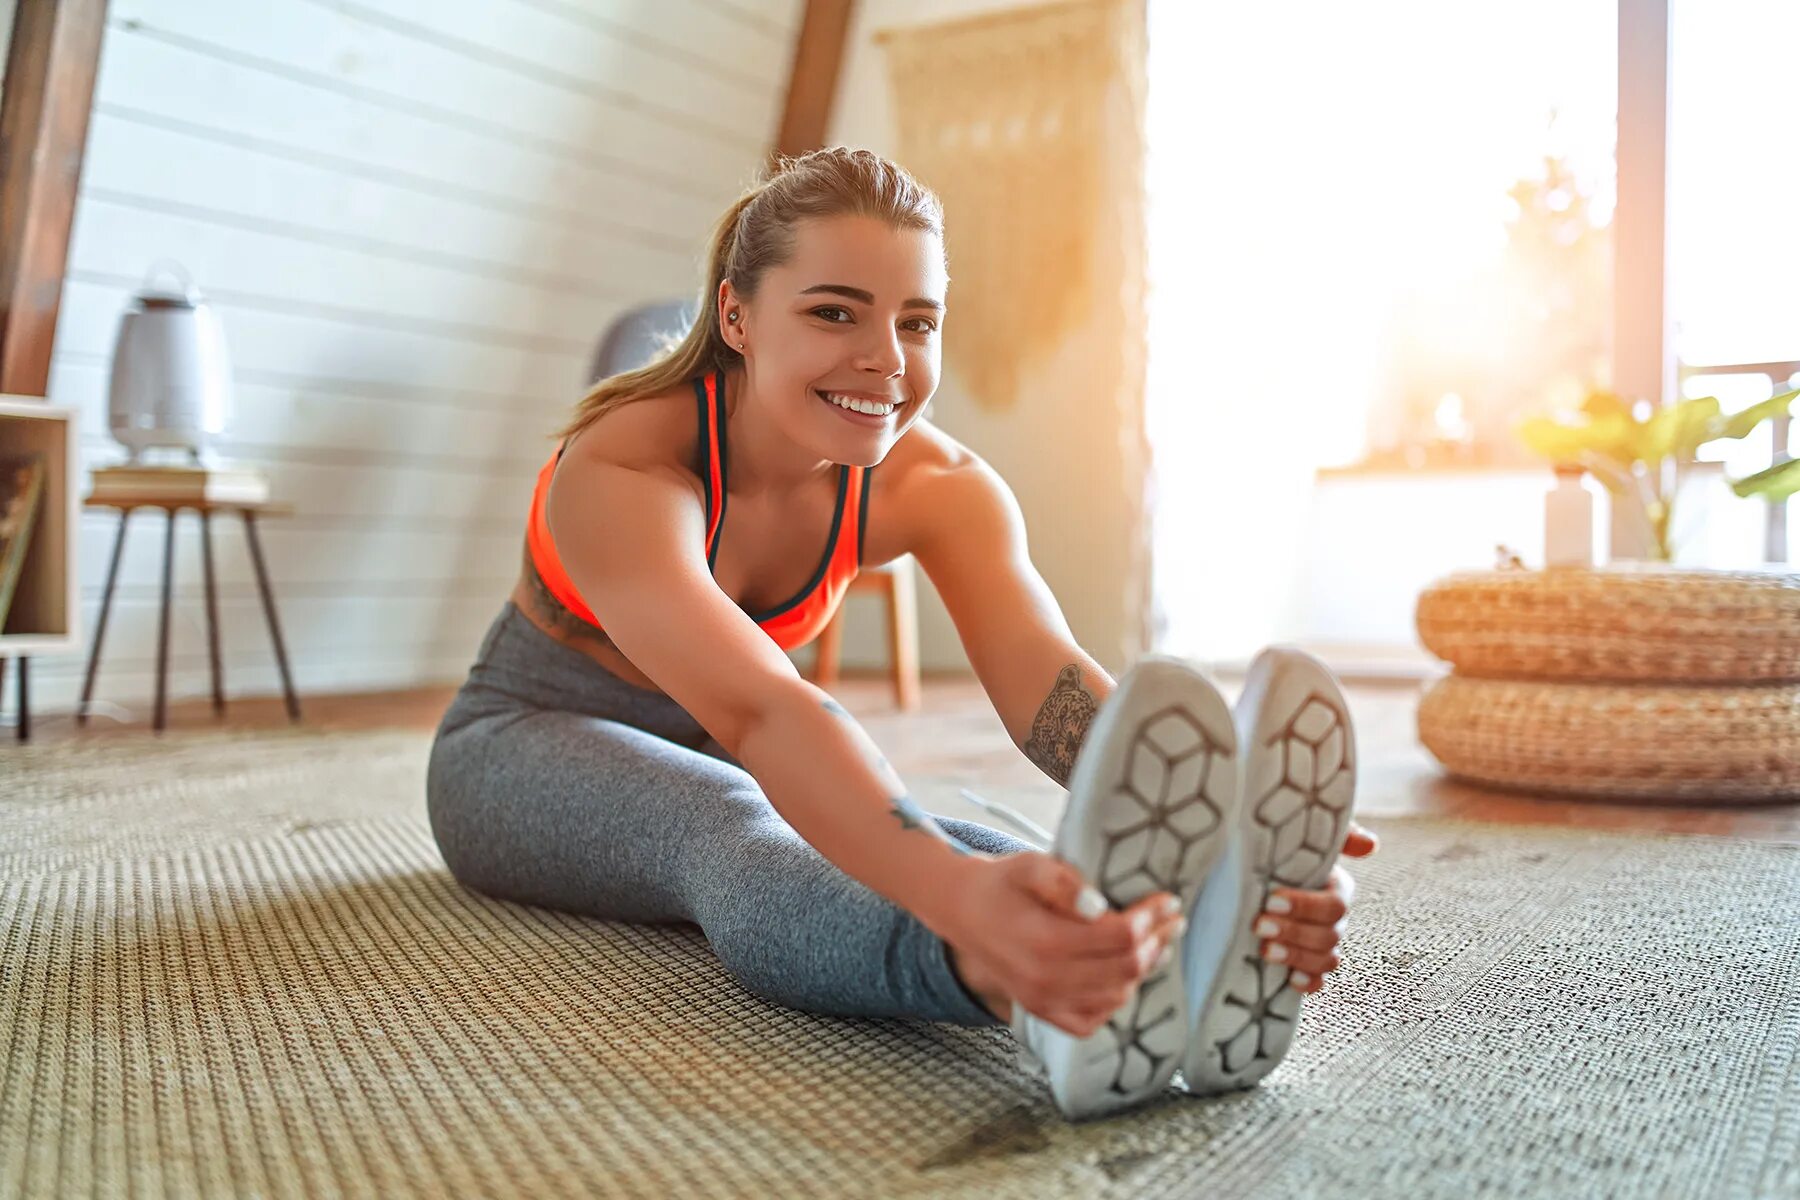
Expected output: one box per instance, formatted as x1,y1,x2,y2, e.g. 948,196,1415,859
31,0,802,716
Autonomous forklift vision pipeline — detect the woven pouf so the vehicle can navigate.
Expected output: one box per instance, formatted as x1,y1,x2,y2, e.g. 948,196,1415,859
1414,563,1800,802
1416,562,1800,683
1416,674,1800,802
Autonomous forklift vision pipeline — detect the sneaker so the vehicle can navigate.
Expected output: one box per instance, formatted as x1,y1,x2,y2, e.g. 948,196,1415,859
1174,645,1359,1097
963,653,1242,1121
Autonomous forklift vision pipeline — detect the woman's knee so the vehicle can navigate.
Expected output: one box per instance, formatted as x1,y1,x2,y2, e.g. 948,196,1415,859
703,915,812,1010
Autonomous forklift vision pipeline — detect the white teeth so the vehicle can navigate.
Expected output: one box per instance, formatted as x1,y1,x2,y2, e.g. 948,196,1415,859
820,391,894,416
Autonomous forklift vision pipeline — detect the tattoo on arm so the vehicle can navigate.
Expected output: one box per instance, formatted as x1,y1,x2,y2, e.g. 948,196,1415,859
1022,664,1100,788
520,541,620,655
819,698,976,857
889,792,972,854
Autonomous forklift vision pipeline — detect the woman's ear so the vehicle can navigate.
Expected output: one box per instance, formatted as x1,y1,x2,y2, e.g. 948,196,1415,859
717,282,745,351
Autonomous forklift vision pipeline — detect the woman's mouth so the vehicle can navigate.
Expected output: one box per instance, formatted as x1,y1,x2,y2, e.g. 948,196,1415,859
815,389,898,423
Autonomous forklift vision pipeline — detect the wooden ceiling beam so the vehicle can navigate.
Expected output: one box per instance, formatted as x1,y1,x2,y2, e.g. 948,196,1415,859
771,0,854,165
0,0,109,398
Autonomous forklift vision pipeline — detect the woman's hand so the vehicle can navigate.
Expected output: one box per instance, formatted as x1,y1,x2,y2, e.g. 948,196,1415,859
1253,821,1378,993
938,851,1184,1039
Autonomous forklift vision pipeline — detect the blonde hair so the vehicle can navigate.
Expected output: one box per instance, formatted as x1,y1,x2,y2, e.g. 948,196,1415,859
549,146,945,444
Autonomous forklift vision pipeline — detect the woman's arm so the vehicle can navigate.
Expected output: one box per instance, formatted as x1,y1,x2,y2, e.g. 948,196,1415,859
1019,662,1114,788
905,450,1381,998
549,444,982,939
903,452,1117,788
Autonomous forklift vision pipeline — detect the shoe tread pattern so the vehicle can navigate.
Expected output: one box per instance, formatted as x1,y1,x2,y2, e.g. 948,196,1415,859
1187,672,1356,1094
1057,675,1239,1116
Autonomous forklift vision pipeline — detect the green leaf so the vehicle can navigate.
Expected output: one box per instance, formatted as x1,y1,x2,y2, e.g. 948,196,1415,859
1637,396,1721,462
1583,412,1641,464
1731,456,1800,503
1580,390,1635,421
1717,387,1799,441
1517,413,1638,466
1517,416,1592,463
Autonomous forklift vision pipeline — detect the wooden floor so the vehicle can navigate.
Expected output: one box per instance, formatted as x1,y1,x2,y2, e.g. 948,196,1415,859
12,668,1797,845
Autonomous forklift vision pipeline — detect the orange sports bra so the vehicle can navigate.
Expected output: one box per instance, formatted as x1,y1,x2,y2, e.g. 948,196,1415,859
526,369,871,653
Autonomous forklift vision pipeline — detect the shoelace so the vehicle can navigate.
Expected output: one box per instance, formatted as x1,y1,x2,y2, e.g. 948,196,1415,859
957,787,1054,850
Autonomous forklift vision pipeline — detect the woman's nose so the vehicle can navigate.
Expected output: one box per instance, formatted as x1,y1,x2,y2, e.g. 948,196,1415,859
854,324,906,376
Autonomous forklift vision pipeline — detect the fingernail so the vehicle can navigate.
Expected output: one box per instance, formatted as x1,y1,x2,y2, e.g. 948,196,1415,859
1153,941,1174,972
1292,972,1312,987
1162,894,1181,918
1075,885,1107,920
1172,915,1188,938
1266,943,1288,962
1254,917,1280,938
1266,895,1292,914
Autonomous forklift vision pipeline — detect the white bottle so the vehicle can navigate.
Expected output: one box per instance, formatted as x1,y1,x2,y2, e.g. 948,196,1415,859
1544,464,1600,568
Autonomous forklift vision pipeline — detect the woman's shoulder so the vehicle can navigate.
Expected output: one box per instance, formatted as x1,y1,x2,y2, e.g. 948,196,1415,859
556,380,709,501
875,415,997,556
884,415,977,487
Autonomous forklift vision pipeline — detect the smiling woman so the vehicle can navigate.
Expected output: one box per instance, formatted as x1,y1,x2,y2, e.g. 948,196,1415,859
804,281,942,420
709,214,948,487
426,147,1198,1095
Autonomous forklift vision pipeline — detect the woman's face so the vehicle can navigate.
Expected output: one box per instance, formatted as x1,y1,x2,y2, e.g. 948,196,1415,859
723,214,946,465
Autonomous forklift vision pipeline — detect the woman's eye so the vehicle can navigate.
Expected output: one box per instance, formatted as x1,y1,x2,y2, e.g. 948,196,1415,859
810,307,937,335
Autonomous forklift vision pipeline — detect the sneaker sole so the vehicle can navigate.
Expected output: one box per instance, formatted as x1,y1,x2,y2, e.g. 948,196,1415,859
1177,645,1358,1096
1017,654,1241,1121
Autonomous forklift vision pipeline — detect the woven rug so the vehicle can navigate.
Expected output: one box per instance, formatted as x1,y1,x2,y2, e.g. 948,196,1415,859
2,727,1796,1199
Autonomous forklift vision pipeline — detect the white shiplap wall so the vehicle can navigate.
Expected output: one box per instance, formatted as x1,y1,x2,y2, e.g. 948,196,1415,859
29,0,801,715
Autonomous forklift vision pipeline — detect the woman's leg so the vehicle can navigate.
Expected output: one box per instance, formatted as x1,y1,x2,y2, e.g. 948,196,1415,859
692,735,1031,859
429,686,1038,1027
930,815,1036,858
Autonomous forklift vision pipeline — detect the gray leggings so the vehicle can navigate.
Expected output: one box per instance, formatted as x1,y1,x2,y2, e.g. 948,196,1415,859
426,600,1035,1028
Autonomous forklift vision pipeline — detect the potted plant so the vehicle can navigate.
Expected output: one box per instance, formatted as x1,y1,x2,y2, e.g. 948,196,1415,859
1515,386,1799,561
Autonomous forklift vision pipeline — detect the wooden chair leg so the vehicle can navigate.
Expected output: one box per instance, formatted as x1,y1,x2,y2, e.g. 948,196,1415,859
199,508,225,715
7,656,27,741
78,507,130,727
813,601,845,689
154,507,177,733
886,560,920,712
242,510,301,722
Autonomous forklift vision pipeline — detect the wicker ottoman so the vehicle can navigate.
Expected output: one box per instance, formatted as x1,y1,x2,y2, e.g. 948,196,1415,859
1413,563,1800,802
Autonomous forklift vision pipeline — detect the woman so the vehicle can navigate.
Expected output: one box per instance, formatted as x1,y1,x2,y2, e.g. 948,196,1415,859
426,147,1375,1101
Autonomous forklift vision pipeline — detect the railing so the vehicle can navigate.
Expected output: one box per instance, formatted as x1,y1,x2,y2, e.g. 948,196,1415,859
1676,358,1798,564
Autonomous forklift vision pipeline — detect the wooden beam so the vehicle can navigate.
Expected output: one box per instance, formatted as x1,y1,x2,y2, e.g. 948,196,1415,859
771,0,854,164
0,0,109,399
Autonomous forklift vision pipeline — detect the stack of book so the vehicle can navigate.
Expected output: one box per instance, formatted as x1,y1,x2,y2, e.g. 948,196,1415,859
88,460,271,504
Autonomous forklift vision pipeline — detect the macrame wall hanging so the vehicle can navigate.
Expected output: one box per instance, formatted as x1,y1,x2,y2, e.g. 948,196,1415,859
876,0,1148,415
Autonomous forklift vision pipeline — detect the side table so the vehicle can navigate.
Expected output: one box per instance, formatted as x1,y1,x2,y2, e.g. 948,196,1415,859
80,495,303,733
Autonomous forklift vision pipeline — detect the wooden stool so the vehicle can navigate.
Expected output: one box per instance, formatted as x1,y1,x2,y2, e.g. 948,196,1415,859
809,558,921,711
1,656,30,740
78,495,303,733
